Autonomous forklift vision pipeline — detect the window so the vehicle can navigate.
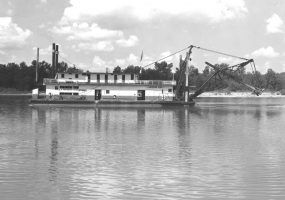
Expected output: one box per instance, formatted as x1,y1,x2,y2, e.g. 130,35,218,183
73,86,79,89
55,86,58,90
122,74,125,82
97,74,100,83
75,74,78,78
61,74,64,78
60,92,72,95
106,90,110,94
73,93,79,95
168,88,172,93
131,74,134,80
105,74,108,83
60,86,72,90
114,75,117,83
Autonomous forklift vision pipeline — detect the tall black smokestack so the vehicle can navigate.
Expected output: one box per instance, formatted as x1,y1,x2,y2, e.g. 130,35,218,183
52,43,56,77
55,44,59,75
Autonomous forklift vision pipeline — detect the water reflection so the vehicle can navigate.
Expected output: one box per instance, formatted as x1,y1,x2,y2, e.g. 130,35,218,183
137,109,145,130
49,122,58,183
1,96,285,199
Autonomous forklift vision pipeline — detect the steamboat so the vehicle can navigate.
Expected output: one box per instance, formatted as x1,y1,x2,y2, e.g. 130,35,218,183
30,44,263,106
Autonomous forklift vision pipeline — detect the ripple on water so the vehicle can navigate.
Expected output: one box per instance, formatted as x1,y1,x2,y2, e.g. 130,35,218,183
1,97,285,199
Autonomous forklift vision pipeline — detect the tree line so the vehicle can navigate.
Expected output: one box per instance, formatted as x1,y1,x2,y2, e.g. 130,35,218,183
1,60,285,93
0,61,81,91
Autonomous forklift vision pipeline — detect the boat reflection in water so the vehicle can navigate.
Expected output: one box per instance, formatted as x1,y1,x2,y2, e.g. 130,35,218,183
1,96,285,199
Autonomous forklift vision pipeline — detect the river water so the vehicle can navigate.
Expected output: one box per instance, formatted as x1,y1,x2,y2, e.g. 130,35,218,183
1,96,285,200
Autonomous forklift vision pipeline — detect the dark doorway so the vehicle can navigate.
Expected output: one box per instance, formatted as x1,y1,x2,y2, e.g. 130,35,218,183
95,90,102,100
137,90,145,100
87,74,91,83
114,75,117,83
97,74,100,83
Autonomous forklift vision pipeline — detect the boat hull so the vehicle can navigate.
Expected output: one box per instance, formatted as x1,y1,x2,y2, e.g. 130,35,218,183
29,99,195,107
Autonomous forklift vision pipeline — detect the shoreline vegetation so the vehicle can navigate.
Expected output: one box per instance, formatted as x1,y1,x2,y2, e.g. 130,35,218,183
1,60,285,98
199,91,285,98
0,88,31,95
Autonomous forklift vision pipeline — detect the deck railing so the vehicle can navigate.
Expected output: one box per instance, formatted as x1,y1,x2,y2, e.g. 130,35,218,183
43,78,176,86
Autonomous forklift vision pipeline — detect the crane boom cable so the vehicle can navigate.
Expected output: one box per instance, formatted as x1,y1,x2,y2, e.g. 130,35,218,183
142,44,250,69
191,45,249,61
142,46,190,68
58,54,77,68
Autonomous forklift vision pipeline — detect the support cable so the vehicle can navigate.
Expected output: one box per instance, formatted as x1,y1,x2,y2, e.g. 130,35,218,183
142,46,190,68
58,54,78,68
142,44,250,69
192,45,249,61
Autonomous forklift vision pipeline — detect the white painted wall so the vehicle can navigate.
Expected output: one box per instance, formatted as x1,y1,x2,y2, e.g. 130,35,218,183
46,84,174,99
56,73,87,82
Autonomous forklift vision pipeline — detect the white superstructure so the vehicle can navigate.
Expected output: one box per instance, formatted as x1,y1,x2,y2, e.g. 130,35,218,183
42,72,176,101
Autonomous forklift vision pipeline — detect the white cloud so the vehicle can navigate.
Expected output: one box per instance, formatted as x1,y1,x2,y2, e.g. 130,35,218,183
160,51,173,62
51,22,123,41
0,50,6,55
116,35,139,47
6,9,13,16
217,57,233,63
127,53,139,63
282,63,285,72
92,56,111,72
91,53,143,72
38,23,46,29
114,59,126,66
61,0,247,22
113,53,140,67
76,62,90,71
251,46,280,58
73,41,114,52
33,45,51,56
120,53,156,68
266,13,283,33
0,17,32,49
217,56,242,65
40,0,47,3
255,62,269,74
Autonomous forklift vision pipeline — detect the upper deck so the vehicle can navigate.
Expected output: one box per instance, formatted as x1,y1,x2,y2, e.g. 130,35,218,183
43,72,176,86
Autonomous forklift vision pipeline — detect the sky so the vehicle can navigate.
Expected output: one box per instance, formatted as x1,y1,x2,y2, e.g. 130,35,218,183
0,0,285,73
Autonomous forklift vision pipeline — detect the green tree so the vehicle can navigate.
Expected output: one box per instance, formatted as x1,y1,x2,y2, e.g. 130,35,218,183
123,65,141,74
113,66,122,74
265,69,280,90
203,66,210,76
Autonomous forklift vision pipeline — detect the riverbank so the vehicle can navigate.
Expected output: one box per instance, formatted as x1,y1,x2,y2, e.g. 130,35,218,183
199,91,285,98
0,87,31,96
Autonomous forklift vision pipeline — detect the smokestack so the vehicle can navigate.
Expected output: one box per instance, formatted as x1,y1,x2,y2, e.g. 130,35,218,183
55,44,59,74
36,47,39,83
52,43,56,76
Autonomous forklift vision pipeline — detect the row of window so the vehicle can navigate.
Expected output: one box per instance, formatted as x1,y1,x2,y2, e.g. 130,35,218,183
57,88,172,93
60,74,135,81
61,74,79,78
55,86,79,90
60,92,79,95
